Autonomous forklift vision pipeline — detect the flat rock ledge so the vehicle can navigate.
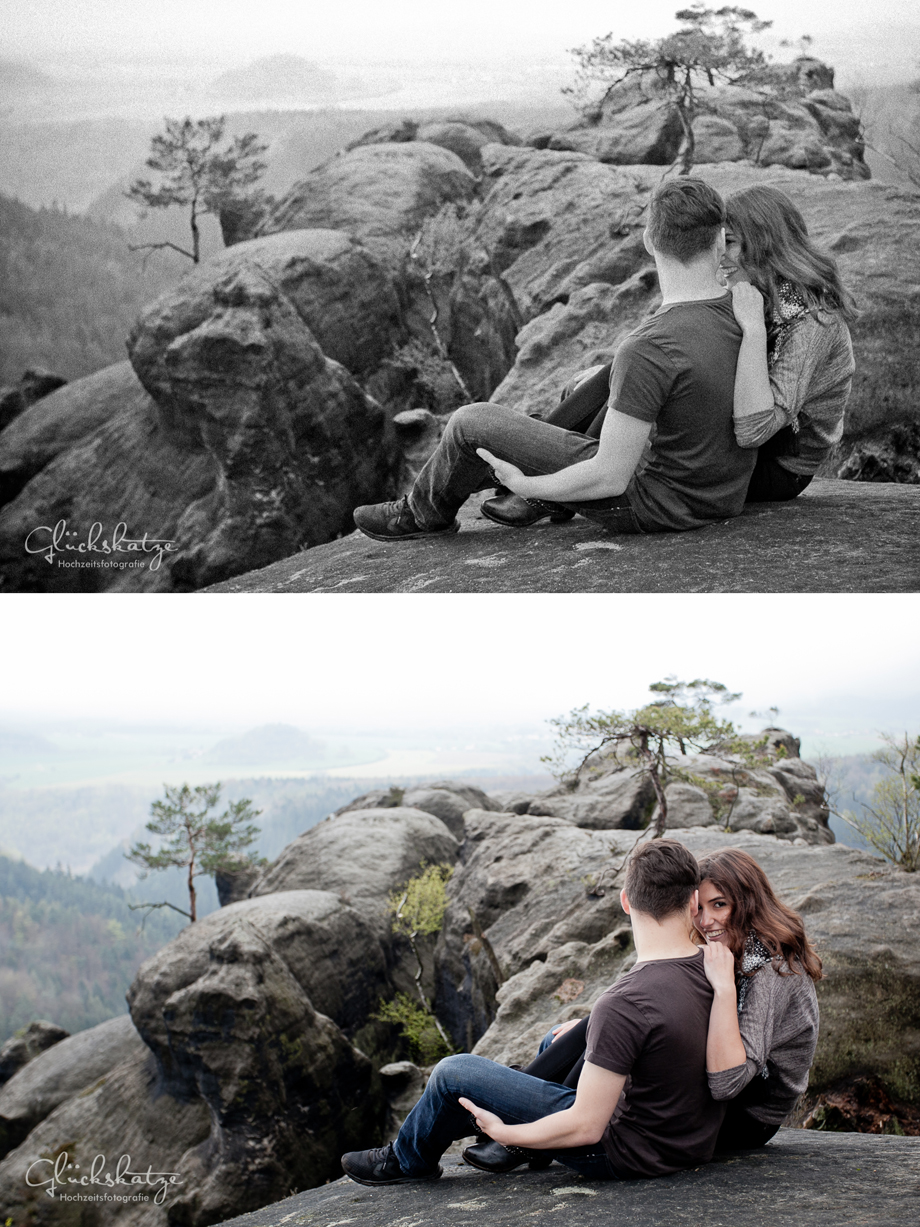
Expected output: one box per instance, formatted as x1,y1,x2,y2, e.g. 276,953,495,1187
213,1131,919,1227
205,480,920,594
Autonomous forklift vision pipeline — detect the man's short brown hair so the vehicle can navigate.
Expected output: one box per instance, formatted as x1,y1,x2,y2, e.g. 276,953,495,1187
646,178,726,262
624,839,700,921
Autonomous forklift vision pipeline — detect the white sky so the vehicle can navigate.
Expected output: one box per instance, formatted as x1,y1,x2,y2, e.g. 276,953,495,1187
3,0,916,65
2,594,917,742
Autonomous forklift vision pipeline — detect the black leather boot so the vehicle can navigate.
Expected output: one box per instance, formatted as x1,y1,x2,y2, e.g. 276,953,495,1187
480,493,575,528
462,1139,553,1172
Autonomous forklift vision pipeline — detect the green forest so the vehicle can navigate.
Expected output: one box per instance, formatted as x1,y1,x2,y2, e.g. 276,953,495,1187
0,854,182,1044
0,193,179,386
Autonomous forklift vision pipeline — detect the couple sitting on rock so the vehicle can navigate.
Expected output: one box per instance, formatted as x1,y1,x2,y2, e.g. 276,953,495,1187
353,176,855,542
341,841,822,1186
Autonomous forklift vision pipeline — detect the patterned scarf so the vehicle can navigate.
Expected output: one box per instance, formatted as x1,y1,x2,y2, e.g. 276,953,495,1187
737,932,775,1078
765,281,810,434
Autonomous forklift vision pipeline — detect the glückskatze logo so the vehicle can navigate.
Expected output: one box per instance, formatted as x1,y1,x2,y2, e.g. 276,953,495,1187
23,520,179,571
26,1151,183,1204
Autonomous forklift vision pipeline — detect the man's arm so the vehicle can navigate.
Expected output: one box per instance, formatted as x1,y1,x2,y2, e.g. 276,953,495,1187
459,1061,626,1150
478,409,651,502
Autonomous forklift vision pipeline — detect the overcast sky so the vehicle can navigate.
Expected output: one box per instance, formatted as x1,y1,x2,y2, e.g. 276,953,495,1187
2,595,917,747
3,0,916,67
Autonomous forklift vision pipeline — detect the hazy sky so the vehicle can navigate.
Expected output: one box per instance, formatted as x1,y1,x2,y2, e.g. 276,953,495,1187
2,595,917,746
4,0,916,66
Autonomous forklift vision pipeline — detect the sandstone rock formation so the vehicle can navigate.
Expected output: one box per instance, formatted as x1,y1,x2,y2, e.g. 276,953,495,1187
260,143,477,247
250,806,460,928
346,116,522,176
202,1133,920,1227
0,1013,144,1158
543,58,868,181
0,233,403,591
0,1044,211,1226
0,369,67,434
207,479,920,596
1,747,918,1226
4,66,919,592
0,1020,68,1086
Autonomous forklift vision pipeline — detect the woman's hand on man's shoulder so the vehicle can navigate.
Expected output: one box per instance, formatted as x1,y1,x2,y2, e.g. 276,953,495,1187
731,282,767,337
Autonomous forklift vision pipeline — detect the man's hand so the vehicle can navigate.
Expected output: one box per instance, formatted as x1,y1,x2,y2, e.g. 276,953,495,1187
458,1098,508,1144
551,1019,582,1042
730,282,767,337
476,448,527,494
701,937,737,996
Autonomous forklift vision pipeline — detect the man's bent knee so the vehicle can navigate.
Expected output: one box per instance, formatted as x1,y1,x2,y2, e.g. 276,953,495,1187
443,402,497,445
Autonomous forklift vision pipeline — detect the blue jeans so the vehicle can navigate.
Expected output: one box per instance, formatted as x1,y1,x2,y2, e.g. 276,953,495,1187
407,403,641,534
391,1053,617,1180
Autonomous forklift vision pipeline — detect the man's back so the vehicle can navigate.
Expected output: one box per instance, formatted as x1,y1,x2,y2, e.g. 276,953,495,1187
610,294,756,532
586,949,725,1178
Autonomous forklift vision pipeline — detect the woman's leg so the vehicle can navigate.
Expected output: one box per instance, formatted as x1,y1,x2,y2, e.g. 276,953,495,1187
523,1017,590,1088
714,1104,779,1151
541,365,612,436
745,454,813,502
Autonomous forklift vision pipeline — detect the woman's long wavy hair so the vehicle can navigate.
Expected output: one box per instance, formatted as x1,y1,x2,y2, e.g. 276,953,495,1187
724,185,858,341
697,847,824,982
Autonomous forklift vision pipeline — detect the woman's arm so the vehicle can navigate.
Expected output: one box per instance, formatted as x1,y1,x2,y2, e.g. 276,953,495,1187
702,940,747,1074
730,283,789,448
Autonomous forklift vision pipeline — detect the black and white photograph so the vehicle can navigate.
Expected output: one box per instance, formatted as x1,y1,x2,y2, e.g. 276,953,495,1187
1,0,919,1224
0,0,918,592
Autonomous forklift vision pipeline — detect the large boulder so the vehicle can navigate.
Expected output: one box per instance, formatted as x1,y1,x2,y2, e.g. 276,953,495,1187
124,891,386,1223
434,810,633,1050
0,361,216,593
0,360,159,511
0,1020,68,1085
250,807,460,928
128,892,392,1059
0,1013,145,1158
128,229,402,402
0,368,67,434
401,781,503,839
544,60,868,181
0,230,405,592
261,143,477,246
0,1045,210,1227
472,145,655,320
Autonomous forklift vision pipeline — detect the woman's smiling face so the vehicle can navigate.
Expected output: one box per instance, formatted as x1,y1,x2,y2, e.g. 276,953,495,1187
719,228,747,286
695,879,733,944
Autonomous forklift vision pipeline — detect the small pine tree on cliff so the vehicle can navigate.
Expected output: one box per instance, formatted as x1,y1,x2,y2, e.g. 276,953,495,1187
126,782,264,922
125,115,270,262
542,677,769,836
566,5,772,173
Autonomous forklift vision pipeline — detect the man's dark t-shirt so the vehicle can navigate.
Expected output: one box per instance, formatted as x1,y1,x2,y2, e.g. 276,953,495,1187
585,950,725,1178
609,294,755,532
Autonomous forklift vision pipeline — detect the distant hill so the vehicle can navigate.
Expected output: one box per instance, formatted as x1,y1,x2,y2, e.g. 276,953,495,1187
0,193,180,385
202,723,327,767
209,55,339,103
0,729,60,756
0,58,55,95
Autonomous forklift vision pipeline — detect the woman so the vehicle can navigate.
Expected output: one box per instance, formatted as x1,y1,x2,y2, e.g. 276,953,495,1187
463,847,822,1172
694,847,823,1149
724,185,859,502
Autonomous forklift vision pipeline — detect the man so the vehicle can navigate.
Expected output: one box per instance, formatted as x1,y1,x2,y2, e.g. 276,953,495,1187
353,177,756,542
340,839,725,1185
